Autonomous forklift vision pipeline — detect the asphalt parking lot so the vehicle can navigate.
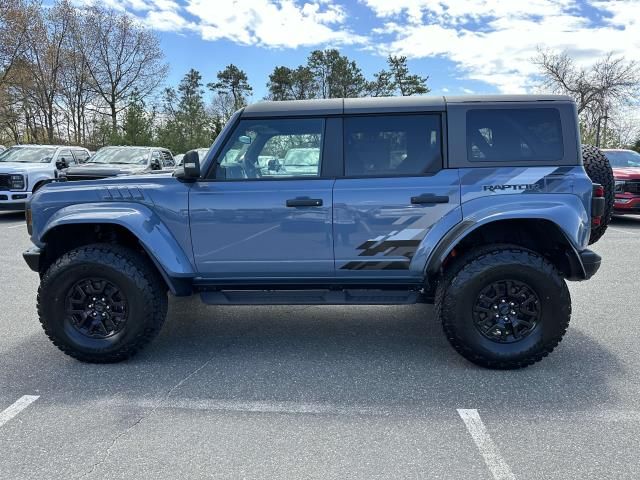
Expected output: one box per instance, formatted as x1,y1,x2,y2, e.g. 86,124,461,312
1,211,640,479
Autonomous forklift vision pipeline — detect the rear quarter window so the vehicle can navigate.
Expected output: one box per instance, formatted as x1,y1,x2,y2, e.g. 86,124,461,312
466,108,563,163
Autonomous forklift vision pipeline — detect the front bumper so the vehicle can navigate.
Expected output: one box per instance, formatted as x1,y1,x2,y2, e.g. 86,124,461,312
23,246,42,272
0,191,31,211
614,195,640,213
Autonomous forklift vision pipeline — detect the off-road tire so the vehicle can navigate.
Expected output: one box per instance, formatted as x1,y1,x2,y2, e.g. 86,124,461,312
435,245,571,369
38,244,168,363
582,144,614,244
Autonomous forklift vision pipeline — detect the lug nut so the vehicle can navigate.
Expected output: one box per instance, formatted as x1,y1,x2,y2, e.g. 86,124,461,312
501,299,506,303
510,310,516,315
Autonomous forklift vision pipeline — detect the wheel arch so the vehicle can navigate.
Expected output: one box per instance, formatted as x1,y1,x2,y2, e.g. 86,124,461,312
425,217,588,286
38,204,195,295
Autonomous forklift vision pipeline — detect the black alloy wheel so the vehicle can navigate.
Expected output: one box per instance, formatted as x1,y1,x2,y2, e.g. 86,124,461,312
65,278,128,339
472,279,540,343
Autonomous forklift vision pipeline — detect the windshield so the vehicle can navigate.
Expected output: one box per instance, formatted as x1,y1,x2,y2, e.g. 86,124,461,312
0,146,56,163
88,147,150,165
605,150,640,168
283,148,320,166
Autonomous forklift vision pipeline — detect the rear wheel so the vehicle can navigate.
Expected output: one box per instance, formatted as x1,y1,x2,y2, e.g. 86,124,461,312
435,245,571,369
38,244,168,363
582,144,614,244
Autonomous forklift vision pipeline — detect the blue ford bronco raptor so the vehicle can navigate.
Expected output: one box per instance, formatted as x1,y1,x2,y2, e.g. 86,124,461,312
23,95,614,369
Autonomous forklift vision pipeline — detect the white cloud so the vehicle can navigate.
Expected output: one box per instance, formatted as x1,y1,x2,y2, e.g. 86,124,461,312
185,0,366,48
76,0,367,48
362,0,640,93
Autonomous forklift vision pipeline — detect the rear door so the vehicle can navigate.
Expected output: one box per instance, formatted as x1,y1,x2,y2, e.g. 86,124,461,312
333,113,461,278
190,116,336,278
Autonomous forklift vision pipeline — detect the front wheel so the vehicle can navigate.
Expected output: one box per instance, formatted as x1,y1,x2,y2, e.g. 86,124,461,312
38,244,168,363
435,245,571,369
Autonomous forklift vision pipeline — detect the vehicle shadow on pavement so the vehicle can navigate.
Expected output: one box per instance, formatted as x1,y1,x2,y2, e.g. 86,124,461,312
2,296,624,415
0,212,25,223
611,215,640,230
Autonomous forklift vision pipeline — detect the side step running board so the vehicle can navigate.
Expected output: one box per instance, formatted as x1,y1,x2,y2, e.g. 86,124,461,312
200,289,419,305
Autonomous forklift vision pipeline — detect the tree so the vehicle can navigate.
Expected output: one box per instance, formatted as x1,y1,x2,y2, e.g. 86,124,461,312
0,0,36,86
266,65,316,100
307,49,367,98
387,56,430,96
535,49,640,147
82,5,167,132
23,0,75,143
208,64,252,111
119,89,154,146
158,69,212,153
366,70,395,97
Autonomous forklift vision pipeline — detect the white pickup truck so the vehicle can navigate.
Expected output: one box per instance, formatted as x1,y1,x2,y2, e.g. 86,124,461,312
0,144,90,211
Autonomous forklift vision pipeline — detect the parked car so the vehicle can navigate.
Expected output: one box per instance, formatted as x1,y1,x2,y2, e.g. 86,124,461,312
24,95,612,368
0,144,90,210
0,145,6,153
61,146,175,181
603,149,640,214
174,148,209,167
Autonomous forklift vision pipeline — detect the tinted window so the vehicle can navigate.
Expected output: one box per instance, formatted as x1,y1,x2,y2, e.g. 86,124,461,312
344,115,441,177
213,118,323,179
467,108,563,162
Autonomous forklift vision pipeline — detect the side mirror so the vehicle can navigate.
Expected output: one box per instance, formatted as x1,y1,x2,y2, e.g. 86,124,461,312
150,158,162,170
56,158,68,170
173,150,200,180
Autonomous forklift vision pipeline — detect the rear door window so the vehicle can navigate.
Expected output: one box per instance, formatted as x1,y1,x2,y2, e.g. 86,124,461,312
344,115,442,177
466,108,563,162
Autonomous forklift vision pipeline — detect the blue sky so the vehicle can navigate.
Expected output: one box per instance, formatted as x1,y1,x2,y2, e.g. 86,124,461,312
72,0,640,101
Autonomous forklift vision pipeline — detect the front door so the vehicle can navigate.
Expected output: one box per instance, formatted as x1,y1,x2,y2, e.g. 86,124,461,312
190,117,334,278
333,113,461,278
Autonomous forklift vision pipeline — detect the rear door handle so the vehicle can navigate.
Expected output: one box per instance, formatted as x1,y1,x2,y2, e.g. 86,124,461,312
286,197,323,207
411,194,449,204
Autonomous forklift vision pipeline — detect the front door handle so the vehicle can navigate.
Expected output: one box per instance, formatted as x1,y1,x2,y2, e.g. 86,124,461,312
411,194,449,204
286,197,323,207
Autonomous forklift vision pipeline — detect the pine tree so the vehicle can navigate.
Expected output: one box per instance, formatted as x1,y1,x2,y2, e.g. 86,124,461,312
120,89,154,146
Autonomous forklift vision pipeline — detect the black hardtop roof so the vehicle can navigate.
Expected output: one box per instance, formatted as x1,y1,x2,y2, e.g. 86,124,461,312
241,94,574,117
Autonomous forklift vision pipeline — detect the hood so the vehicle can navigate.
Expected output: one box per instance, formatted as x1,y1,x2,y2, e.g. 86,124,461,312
0,162,52,174
612,167,640,180
64,163,148,177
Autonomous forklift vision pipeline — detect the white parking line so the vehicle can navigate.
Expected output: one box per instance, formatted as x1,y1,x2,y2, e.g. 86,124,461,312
458,409,516,480
6,224,24,229
0,395,39,428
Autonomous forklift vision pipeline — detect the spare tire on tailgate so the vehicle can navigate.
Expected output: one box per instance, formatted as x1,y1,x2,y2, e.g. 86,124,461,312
582,144,614,244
